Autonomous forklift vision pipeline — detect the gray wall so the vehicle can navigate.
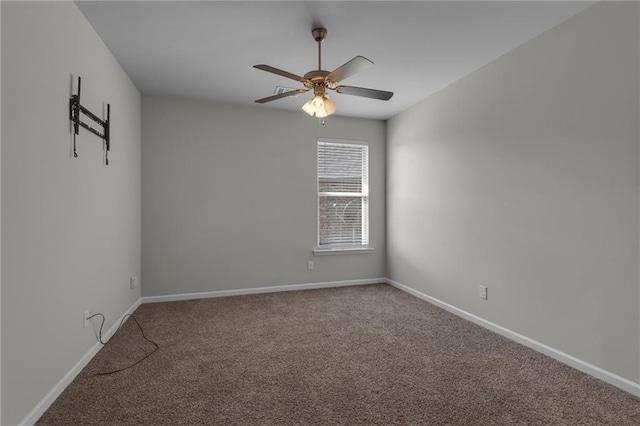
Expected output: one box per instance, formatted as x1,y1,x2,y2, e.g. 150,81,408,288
142,96,385,297
1,2,141,424
387,2,639,383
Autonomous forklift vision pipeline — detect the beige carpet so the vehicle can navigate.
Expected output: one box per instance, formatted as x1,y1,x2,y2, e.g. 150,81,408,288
38,284,640,425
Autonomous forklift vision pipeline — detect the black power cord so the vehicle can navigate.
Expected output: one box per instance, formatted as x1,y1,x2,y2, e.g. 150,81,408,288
87,313,159,375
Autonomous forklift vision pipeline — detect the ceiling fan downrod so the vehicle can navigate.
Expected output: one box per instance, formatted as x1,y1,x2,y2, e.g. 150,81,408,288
312,28,327,71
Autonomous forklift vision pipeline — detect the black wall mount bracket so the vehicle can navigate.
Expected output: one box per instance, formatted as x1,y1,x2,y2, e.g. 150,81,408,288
69,76,111,165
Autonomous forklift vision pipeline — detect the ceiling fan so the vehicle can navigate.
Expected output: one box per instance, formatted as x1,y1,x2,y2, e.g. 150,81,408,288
253,27,393,118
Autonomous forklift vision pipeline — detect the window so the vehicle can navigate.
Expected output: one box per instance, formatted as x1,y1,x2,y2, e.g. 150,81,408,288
317,139,369,249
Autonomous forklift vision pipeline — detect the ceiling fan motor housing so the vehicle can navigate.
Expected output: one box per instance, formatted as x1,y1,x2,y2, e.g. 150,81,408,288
303,70,330,82
303,70,332,95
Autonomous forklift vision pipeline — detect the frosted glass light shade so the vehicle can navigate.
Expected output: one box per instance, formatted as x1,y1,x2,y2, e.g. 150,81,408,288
302,94,336,118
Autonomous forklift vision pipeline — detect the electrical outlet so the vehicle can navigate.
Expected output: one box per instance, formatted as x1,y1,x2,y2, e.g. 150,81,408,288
307,261,314,270
479,285,488,300
130,275,138,289
83,310,90,328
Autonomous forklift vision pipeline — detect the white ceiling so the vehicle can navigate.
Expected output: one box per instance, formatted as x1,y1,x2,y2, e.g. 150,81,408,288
76,1,593,120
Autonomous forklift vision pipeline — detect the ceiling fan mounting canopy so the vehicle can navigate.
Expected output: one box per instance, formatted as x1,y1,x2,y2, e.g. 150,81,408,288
312,27,327,43
253,26,393,117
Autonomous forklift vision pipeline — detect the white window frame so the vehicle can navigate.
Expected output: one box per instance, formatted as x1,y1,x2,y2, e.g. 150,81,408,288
314,138,373,256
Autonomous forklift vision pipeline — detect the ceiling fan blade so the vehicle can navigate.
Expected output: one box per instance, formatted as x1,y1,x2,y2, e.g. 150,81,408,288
255,89,309,104
336,85,394,101
326,56,373,83
254,64,308,83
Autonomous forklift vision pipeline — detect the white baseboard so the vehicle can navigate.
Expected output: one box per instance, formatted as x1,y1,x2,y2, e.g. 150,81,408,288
141,278,387,304
19,298,142,426
385,278,640,398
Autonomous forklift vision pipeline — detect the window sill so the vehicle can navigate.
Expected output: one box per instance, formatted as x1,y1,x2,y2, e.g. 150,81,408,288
313,247,375,256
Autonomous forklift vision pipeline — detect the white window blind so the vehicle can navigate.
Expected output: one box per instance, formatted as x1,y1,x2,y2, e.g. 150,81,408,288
318,139,369,247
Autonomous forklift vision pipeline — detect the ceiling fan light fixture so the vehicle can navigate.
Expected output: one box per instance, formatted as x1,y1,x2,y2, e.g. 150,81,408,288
302,94,336,118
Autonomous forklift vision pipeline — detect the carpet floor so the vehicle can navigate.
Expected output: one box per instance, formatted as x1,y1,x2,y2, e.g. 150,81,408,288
38,284,640,425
